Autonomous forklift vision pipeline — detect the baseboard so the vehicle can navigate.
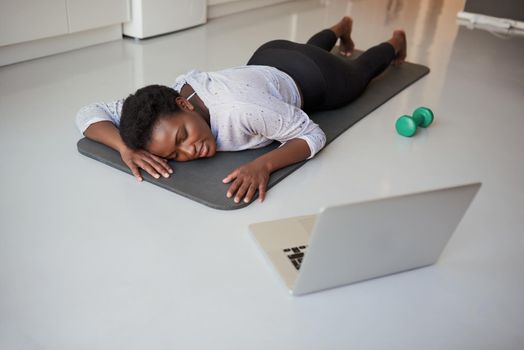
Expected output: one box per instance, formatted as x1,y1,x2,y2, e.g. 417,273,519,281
208,0,296,19
0,24,122,67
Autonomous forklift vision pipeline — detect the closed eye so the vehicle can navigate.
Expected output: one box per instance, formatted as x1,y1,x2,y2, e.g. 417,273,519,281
164,152,177,160
169,128,185,160
168,127,188,160
175,127,187,145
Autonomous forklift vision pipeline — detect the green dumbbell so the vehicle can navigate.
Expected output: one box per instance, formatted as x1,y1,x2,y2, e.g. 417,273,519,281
395,107,434,137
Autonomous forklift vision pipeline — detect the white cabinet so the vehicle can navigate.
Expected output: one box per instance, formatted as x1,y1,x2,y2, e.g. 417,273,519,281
0,0,129,45
67,0,129,33
123,0,206,39
0,0,69,46
0,0,129,66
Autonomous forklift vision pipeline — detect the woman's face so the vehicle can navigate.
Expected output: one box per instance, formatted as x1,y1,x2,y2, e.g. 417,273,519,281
146,110,216,162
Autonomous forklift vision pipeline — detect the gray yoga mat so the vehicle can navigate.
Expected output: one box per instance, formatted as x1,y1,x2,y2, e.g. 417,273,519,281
77,48,429,210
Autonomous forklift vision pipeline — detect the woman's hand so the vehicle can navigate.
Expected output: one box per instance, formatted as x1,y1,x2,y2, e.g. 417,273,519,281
120,147,173,182
222,160,271,203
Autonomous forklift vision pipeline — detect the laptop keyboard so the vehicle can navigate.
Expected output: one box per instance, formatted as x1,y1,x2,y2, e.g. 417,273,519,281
283,245,308,270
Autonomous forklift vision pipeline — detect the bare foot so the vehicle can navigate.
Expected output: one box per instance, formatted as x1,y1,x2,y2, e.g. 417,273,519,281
389,29,407,66
331,16,354,56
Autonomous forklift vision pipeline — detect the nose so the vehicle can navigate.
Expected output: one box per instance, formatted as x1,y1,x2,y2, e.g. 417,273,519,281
179,143,197,159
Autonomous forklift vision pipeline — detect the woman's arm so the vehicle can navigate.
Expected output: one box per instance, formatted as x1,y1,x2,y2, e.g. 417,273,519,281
222,101,326,204
222,138,310,203
83,120,127,153
256,137,311,172
222,99,326,203
84,121,173,181
77,101,172,181
76,100,124,136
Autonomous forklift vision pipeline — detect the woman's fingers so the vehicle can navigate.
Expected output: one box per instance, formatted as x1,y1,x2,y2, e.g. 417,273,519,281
223,168,239,183
244,184,257,203
131,164,143,181
258,183,266,203
128,162,143,182
136,159,161,179
226,178,242,199
234,181,251,203
120,148,172,182
142,155,171,178
148,153,173,175
225,176,268,204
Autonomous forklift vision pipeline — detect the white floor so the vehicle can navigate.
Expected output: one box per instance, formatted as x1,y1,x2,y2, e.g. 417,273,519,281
1,0,523,349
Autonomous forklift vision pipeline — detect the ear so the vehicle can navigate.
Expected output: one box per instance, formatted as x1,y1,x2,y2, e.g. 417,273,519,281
175,96,195,112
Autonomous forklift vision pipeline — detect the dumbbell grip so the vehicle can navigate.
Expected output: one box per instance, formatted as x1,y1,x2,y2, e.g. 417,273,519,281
411,113,425,126
412,107,434,128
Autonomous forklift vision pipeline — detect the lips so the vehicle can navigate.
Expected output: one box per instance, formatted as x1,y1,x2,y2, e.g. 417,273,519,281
199,143,207,157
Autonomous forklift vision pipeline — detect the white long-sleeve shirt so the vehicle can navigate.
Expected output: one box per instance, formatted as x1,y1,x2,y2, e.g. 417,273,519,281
76,65,326,159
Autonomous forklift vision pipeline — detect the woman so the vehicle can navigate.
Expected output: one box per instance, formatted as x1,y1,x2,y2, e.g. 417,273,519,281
76,16,407,204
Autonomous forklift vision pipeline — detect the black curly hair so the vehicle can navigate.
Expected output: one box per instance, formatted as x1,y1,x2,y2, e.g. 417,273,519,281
119,84,182,150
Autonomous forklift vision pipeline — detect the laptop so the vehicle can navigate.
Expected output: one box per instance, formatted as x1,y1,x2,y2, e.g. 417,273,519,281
248,183,481,296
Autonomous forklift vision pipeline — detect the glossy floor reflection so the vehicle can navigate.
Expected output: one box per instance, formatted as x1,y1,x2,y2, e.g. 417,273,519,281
1,0,523,349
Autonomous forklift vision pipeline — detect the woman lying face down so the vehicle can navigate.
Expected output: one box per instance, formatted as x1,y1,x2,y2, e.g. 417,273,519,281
77,16,407,204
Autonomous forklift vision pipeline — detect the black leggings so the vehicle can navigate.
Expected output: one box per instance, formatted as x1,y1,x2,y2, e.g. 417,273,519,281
246,29,396,112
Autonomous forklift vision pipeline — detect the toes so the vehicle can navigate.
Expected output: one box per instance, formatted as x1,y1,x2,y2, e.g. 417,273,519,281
339,48,352,57
339,39,355,57
392,57,405,66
